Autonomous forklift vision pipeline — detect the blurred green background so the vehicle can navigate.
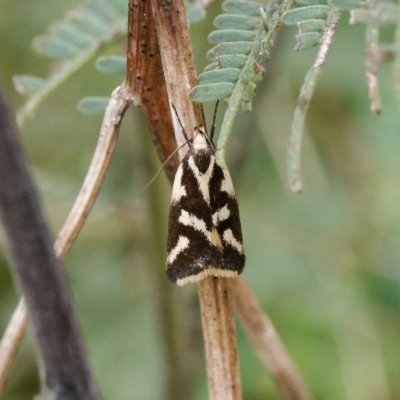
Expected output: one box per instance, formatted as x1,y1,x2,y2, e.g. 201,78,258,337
1,1,400,399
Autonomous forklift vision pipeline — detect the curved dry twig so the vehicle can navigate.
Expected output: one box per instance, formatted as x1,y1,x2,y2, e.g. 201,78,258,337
0,300,27,394
0,86,131,395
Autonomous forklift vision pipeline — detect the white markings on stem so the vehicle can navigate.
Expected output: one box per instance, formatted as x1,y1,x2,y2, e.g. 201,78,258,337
168,236,189,264
212,205,230,226
223,229,244,254
171,163,187,203
188,155,215,205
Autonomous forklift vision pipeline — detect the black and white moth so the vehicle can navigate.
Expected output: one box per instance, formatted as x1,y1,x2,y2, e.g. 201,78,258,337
166,113,245,286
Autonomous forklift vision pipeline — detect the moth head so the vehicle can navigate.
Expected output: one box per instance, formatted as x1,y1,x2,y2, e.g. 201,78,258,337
193,126,209,151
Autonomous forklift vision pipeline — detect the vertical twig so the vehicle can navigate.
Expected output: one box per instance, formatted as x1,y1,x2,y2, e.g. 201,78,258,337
148,0,242,398
288,8,341,193
126,1,198,397
198,278,242,400
0,87,101,400
149,0,204,148
231,278,313,400
125,0,179,182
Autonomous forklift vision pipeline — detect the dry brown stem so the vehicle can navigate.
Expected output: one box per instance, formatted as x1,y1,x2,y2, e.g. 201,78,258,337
126,1,197,398
199,278,242,400
148,0,242,397
150,0,204,150
231,277,313,400
125,0,178,182
0,300,27,394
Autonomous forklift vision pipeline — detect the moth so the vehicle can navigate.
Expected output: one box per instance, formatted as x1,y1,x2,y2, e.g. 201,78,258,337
166,105,245,286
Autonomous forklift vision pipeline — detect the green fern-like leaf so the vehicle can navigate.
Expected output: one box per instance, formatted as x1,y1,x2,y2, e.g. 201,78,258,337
189,0,270,106
95,55,126,74
15,0,127,127
189,0,296,167
185,0,207,23
281,4,331,50
77,96,110,115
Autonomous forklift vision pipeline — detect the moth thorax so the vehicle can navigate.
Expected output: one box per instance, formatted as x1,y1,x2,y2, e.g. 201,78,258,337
193,132,208,151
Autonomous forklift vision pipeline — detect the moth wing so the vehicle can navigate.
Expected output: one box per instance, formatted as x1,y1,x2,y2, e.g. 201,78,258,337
210,165,245,274
166,159,224,286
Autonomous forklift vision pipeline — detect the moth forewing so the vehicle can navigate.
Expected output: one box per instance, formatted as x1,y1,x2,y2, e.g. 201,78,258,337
166,127,245,285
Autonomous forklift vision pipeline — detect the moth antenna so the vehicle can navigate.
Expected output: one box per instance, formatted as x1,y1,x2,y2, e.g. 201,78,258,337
204,132,216,150
171,103,191,147
137,139,191,197
209,100,219,142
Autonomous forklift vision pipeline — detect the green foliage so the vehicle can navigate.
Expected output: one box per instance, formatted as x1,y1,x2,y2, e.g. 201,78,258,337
282,5,329,25
189,0,270,108
13,0,127,126
77,96,110,114
184,0,207,23
95,55,126,75
13,76,46,96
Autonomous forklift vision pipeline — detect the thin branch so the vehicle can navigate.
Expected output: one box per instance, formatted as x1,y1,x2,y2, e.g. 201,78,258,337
0,86,101,400
56,85,131,259
198,278,242,400
288,8,341,193
125,2,196,398
150,0,204,148
0,85,130,395
17,16,127,128
148,0,242,397
125,0,179,182
231,277,313,400
0,300,27,394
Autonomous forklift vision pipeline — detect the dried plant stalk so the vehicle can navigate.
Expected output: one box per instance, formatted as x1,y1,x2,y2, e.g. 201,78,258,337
148,0,242,397
0,300,27,393
125,0,178,182
126,1,197,398
149,0,204,150
231,277,313,400
199,278,242,400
